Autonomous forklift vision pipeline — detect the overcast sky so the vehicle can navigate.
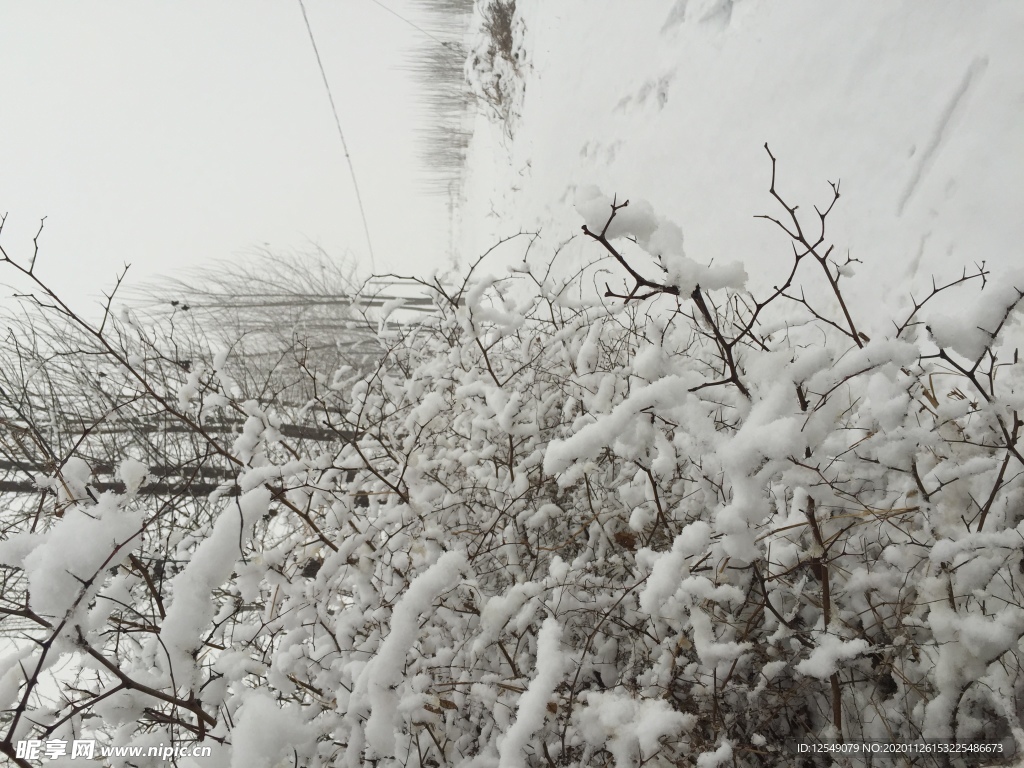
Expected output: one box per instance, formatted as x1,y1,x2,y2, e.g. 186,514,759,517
0,1,453,316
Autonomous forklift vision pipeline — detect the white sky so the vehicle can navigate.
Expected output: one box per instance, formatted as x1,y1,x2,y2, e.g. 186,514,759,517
0,1,452,316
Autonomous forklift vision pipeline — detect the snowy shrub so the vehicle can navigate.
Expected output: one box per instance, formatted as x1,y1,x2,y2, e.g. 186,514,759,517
2,149,1024,767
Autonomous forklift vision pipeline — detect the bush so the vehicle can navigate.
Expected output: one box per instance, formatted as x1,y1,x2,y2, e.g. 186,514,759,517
2,150,1024,766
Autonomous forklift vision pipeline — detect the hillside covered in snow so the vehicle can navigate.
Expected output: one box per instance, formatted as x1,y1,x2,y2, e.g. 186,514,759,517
459,0,1023,337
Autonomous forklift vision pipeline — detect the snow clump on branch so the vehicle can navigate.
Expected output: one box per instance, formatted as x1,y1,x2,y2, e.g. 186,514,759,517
574,184,747,293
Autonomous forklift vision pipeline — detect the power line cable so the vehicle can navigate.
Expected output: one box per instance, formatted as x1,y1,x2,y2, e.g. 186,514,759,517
297,0,377,272
364,0,458,51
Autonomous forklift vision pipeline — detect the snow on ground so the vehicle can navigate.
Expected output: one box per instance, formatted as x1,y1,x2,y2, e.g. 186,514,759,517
457,0,1024,339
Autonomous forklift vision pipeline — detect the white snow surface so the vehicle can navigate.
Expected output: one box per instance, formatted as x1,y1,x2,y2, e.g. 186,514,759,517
228,692,315,768
458,0,1024,339
575,691,695,768
346,550,470,764
159,487,271,687
794,635,871,681
498,618,568,768
116,458,149,495
0,468,145,625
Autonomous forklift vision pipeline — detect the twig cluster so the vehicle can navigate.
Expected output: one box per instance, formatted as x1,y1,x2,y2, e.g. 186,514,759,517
1,151,1023,766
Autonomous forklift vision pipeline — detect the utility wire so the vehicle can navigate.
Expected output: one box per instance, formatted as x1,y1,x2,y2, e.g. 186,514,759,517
298,0,376,272
365,0,458,51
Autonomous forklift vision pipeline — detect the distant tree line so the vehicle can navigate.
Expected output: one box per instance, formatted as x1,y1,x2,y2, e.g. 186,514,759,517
404,0,476,198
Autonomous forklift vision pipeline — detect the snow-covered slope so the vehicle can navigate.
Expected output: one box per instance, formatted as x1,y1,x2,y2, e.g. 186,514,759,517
458,0,1024,338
